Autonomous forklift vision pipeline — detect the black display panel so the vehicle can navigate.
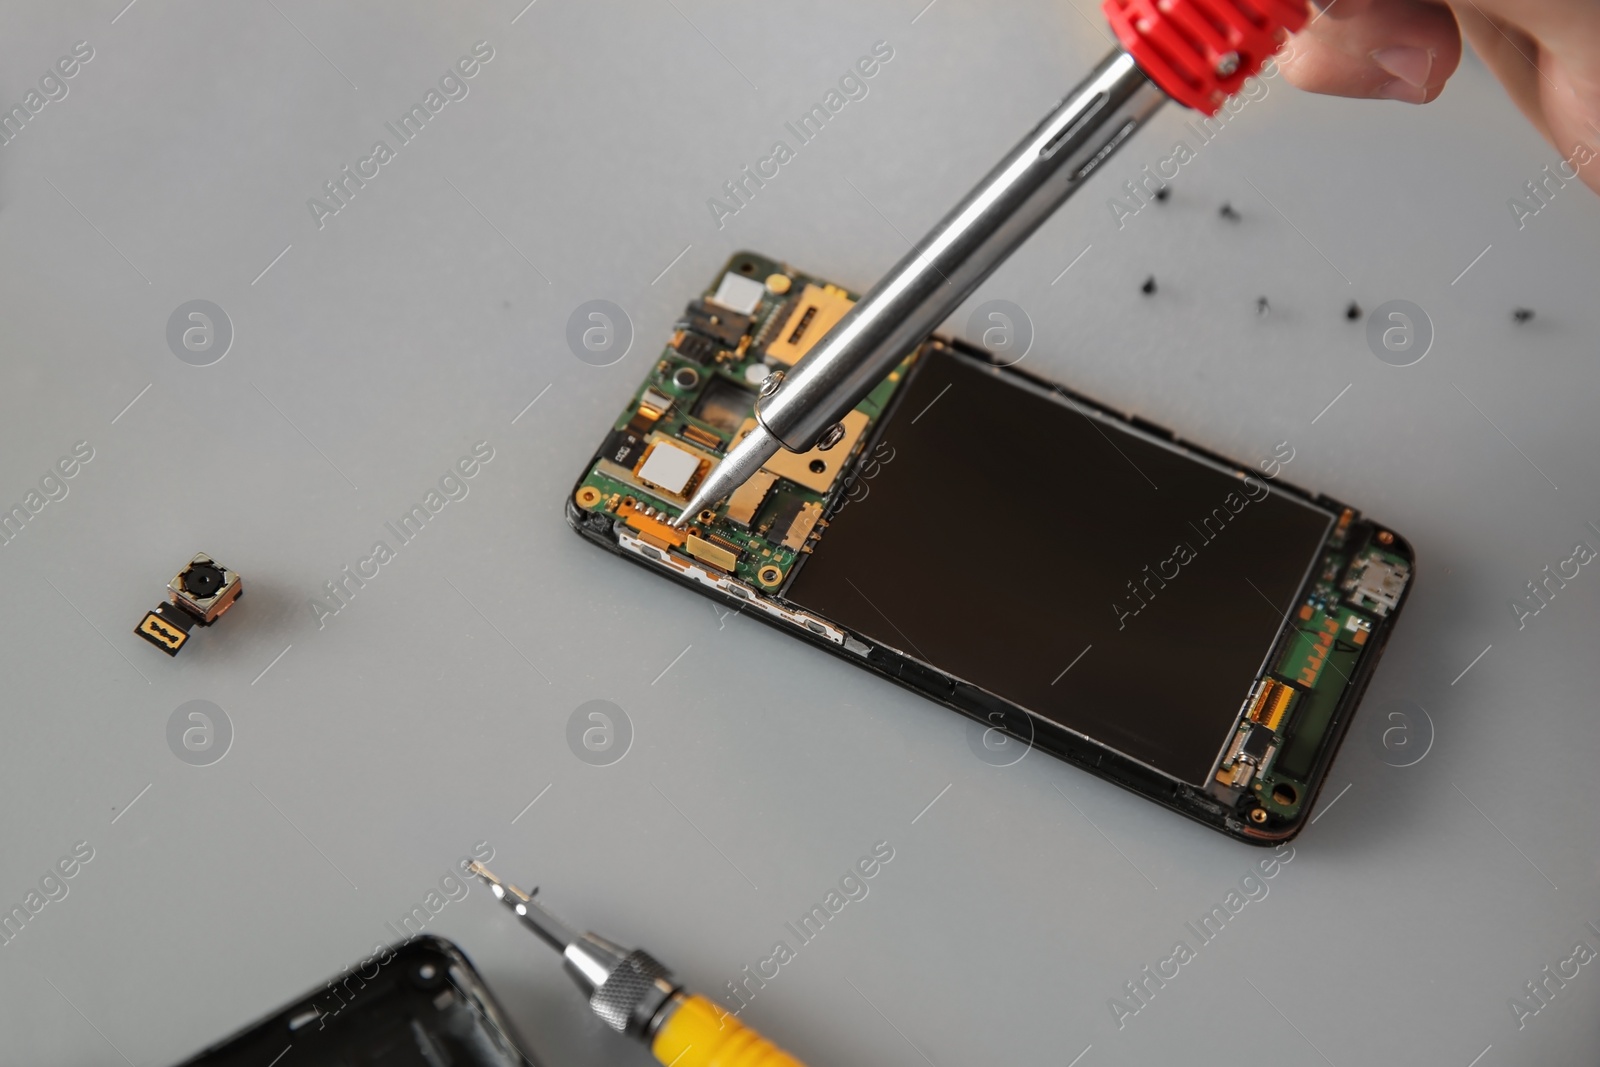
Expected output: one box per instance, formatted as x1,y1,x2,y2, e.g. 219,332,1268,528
785,345,1334,785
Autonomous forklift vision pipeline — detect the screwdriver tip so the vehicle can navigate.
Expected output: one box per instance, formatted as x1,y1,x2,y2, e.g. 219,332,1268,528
467,861,532,902
674,422,784,527
470,862,579,953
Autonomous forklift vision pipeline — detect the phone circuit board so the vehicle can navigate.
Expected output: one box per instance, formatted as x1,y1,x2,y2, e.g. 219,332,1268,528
569,252,912,632
1209,522,1413,825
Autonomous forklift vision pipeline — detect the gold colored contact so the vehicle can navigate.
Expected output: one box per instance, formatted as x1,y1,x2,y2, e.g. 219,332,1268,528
765,273,792,295
1247,678,1295,732
1248,807,1269,825
617,500,687,549
757,564,783,587
680,424,720,451
138,613,187,650
1377,530,1395,545
686,534,739,573
575,486,603,508
765,284,855,367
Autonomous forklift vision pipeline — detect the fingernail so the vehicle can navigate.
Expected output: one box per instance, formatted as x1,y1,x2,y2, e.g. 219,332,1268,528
1376,78,1428,104
1371,46,1432,88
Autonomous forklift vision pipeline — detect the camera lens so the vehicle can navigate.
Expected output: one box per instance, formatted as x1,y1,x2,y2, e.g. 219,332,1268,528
182,563,225,599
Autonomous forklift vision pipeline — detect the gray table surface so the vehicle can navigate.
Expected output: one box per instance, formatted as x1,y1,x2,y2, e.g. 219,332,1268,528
3,2,1597,1065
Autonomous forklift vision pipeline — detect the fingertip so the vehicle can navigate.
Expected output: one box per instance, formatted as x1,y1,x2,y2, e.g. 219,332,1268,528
1375,78,1430,104
1280,0,1462,103
1370,45,1433,89
1370,45,1437,104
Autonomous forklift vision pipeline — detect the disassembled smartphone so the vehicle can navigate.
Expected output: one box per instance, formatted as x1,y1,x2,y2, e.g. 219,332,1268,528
172,936,538,1066
567,252,1414,843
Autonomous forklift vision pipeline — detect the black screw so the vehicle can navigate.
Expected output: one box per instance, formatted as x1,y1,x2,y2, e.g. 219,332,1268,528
1345,301,1361,321
1219,202,1241,221
1141,275,1157,295
1154,186,1170,202
1512,307,1534,324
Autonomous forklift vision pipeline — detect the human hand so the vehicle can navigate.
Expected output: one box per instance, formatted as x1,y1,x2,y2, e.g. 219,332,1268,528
1279,0,1600,194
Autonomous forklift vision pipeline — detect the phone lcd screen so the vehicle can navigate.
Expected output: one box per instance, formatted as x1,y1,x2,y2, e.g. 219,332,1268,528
784,344,1334,785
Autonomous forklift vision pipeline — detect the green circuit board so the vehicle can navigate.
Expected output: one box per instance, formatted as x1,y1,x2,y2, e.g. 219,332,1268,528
1214,533,1413,822
570,252,913,595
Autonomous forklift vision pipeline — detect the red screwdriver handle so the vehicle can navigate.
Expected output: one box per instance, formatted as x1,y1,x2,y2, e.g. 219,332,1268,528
1102,0,1311,114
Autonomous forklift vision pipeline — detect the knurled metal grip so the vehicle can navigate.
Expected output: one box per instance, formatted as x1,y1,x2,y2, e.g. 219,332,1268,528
589,948,676,1035
1102,0,1311,114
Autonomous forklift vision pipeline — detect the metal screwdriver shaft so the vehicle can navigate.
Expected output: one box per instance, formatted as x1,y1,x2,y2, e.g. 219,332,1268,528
678,49,1164,525
676,0,1310,526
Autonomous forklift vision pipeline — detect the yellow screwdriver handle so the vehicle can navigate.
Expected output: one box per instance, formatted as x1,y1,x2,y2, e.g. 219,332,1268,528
651,994,807,1067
